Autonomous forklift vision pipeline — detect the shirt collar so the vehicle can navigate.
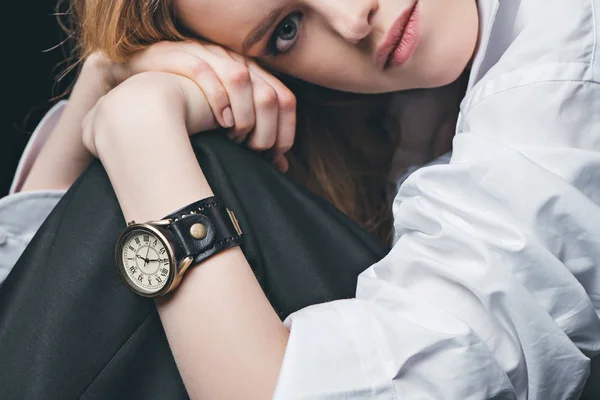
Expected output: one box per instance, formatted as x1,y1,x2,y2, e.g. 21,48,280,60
467,0,500,91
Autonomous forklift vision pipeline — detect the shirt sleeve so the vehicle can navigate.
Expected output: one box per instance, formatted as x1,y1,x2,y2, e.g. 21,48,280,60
0,191,64,285
9,100,68,194
273,75,600,399
0,101,68,285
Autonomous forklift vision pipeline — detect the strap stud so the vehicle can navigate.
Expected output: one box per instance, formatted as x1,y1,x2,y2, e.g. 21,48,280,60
190,223,207,240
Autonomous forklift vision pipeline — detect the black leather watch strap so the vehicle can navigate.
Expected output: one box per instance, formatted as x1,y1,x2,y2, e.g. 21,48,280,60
163,197,242,267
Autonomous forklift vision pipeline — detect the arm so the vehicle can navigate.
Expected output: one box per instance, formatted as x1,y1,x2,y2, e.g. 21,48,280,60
90,71,600,400
0,56,120,286
87,72,289,399
84,1,600,398
20,56,111,192
21,38,296,193
0,101,69,285
0,39,295,285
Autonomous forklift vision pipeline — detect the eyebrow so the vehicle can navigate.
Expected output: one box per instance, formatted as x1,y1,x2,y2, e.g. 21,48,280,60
241,8,285,54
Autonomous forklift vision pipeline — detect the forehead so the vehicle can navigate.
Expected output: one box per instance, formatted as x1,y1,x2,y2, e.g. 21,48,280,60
175,0,285,52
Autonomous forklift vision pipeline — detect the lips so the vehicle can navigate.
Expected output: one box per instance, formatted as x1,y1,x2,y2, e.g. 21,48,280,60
376,1,420,69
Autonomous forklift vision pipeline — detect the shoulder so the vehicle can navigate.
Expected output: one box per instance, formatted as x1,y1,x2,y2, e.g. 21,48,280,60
486,0,599,77
454,0,600,152
463,0,600,116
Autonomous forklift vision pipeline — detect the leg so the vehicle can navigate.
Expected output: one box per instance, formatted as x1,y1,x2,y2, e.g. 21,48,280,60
0,132,388,399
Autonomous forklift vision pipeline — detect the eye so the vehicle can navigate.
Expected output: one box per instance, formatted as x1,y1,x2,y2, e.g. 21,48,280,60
267,12,302,56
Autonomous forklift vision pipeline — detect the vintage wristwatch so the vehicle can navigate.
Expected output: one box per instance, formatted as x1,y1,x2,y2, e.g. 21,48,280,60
115,196,243,297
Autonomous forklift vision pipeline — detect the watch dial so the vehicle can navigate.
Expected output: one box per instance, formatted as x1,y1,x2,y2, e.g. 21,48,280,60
120,229,172,294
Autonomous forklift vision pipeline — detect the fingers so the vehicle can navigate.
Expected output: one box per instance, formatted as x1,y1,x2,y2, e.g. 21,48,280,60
179,43,297,159
179,43,256,143
182,55,233,128
273,155,289,173
127,47,233,129
125,40,297,171
246,73,279,152
215,60,255,142
248,62,297,163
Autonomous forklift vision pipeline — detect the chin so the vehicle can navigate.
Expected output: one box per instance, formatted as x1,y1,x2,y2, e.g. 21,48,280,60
414,2,479,89
421,55,472,88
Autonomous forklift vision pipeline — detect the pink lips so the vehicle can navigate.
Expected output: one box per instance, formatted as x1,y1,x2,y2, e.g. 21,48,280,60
376,2,421,69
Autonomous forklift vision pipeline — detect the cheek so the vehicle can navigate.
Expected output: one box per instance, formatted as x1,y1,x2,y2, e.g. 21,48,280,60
271,45,377,92
414,0,479,87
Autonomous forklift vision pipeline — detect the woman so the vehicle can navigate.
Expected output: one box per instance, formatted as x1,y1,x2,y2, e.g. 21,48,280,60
1,0,599,398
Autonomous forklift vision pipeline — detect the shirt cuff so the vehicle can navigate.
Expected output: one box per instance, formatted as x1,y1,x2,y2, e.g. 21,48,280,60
273,296,513,400
274,299,397,399
9,100,68,194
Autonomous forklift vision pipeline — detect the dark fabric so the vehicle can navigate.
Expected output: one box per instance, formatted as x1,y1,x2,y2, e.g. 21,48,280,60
0,132,597,399
0,132,388,399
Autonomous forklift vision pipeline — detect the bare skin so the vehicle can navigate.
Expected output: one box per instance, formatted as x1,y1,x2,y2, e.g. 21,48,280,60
21,1,481,398
176,0,479,93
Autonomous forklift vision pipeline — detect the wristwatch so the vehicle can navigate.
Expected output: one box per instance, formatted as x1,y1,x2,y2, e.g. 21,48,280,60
115,197,243,298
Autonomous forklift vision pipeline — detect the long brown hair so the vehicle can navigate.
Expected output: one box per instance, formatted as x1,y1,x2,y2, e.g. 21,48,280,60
57,0,397,243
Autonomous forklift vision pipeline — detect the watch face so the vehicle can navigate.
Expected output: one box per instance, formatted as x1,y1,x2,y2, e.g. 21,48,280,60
117,227,173,296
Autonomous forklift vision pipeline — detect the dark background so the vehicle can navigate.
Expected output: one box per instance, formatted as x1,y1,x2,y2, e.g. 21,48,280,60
2,0,75,197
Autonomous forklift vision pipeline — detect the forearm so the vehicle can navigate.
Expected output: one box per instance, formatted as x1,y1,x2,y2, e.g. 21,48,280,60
21,61,111,192
94,75,288,399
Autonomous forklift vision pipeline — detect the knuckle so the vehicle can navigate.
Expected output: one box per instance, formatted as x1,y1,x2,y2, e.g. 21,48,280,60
225,67,251,87
278,91,297,112
188,58,212,77
209,86,229,107
254,86,278,109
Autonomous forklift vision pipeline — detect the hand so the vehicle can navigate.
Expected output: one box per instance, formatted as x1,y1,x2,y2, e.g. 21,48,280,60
96,41,297,171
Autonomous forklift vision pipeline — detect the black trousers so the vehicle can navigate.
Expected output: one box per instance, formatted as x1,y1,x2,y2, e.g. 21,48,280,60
0,133,388,399
0,133,597,399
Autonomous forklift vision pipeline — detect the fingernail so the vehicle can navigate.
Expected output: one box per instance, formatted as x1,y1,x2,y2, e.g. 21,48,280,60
274,156,289,173
222,107,234,128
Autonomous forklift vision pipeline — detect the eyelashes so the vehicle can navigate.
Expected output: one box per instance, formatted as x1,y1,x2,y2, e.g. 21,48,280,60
266,12,303,57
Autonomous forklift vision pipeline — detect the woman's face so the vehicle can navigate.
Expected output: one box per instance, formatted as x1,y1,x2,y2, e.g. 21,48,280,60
174,0,479,93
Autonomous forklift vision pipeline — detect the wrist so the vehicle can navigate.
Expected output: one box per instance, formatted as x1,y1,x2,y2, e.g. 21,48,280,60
91,73,187,158
89,73,211,221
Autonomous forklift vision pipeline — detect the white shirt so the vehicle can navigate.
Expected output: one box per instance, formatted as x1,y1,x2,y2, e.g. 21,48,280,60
1,0,600,398
0,101,67,284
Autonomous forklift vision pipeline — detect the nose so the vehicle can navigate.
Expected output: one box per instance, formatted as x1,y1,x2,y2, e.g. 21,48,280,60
311,0,378,44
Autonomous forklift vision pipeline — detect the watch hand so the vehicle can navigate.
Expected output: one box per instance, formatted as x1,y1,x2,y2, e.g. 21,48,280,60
143,240,152,268
136,254,149,262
